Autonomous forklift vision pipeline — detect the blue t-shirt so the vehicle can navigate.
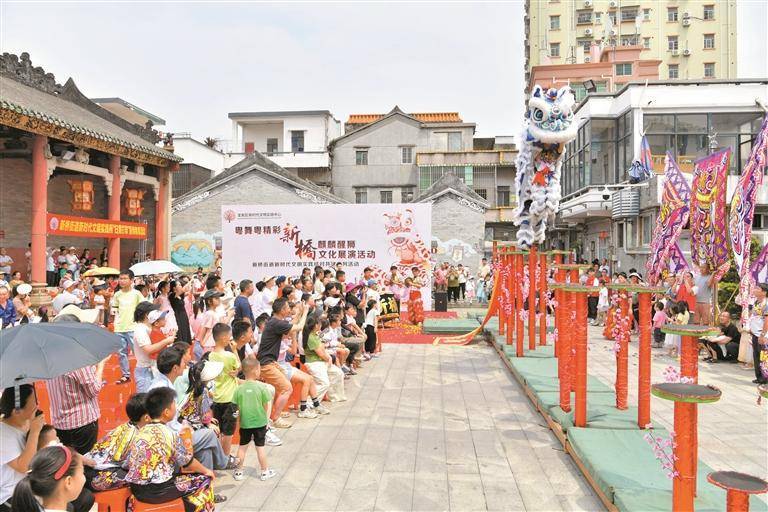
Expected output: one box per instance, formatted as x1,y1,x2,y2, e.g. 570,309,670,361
233,295,254,324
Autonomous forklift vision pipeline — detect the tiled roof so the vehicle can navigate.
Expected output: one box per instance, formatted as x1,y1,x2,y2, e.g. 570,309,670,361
0,75,181,163
347,112,462,125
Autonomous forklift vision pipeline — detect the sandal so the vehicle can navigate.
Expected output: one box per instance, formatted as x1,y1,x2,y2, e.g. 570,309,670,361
115,376,130,385
224,455,241,470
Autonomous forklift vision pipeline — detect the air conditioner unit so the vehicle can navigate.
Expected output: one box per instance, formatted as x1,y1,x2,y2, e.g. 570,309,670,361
682,11,691,20
584,56,591,63
671,49,680,56
584,0,593,7
682,48,692,56
609,0,618,9
682,18,691,27
610,28,618,36
585,28,593,36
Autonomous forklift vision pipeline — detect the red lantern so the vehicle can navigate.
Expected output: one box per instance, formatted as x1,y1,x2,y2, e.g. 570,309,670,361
68,179,94,212
124,188,146,217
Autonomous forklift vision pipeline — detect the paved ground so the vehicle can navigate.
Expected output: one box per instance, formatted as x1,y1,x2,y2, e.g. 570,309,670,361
218,342,602,511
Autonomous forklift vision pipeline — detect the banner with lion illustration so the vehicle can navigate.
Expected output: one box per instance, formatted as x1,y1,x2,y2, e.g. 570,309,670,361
221,204,433,309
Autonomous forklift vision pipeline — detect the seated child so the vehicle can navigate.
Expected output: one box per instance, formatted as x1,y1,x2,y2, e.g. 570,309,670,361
321,315,350,372
11,446,87,512
232,358,277,482
125,387,215,511
84,393,148,492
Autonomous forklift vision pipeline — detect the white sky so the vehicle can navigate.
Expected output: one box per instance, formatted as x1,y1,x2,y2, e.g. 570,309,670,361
0,1,765,140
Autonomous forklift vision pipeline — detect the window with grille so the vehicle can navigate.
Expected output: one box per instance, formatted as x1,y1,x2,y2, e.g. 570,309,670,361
576,11,592,24
668,36,678,51
621,35,639,46
703,5,714,20
355,150,368,165
595,12,602,23
703,34,715,49
355,190,367,204
620,8,637,22
704,63,715,78
667,7,678,22
643,8,651,21
550,43,560,58
550,15,560,29
380,190,393,203
473,188,487,200
401,187,414,202
668,64,679,79
266,138,278,156
615,63,632,76
401,147,413,164
290,130,304,152
497,186,511,207
643,37,651,49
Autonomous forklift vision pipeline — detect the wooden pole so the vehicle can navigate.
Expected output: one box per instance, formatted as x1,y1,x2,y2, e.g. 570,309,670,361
528,247,537,350
505,250,513,346
539,252,547,346
498,247,506,337
638,292,652,427
558,285,571,412
673,401,696,512
574,290,588,427
515,253,525,358
616,292,630,410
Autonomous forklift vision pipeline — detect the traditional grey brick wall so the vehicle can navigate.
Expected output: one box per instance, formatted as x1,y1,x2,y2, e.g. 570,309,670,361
429,195,485,272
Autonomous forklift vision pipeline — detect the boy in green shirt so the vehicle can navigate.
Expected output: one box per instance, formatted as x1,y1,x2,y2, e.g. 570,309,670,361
232,358,276,481
208,323,241,462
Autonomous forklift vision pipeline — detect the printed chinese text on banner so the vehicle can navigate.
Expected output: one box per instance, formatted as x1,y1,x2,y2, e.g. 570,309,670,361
728,113,768,303
646,153,691,285
690,148,731,280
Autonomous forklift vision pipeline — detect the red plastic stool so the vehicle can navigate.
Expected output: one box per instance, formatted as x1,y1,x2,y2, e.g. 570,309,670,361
132,497,185,512
95,487,131,512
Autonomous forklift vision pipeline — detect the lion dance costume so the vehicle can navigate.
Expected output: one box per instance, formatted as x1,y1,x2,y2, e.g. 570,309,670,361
513,85,579,249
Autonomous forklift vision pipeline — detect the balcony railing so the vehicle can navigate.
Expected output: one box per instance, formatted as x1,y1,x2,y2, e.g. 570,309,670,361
416,150,516,166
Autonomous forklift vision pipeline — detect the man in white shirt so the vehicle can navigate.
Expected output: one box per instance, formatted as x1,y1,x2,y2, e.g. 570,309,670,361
457,264,468,302
52,279,80,314
0,247,13,281
46,248,56,287
477,258,491,280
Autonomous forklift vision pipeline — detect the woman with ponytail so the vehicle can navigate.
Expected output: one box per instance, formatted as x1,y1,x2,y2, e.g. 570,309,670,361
11,446,86,512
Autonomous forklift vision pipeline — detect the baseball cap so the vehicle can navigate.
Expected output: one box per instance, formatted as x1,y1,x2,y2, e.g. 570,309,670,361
16,283,32,295
148,310,169,324
202,290,224,300
61,279,77,289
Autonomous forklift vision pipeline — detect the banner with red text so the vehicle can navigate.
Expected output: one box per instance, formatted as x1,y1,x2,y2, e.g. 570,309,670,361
221,204,433,309
47,213,147,239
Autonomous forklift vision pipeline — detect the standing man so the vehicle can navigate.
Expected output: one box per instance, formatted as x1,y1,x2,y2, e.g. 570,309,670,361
457,264,467,302
234,279,255,325
257,298,308,428
0,247,13,282
748,283,768,384
694,266,715,325
477,258,491,282
111,271,144,385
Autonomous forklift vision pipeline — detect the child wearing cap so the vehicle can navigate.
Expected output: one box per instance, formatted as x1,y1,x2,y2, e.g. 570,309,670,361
133,303,177,393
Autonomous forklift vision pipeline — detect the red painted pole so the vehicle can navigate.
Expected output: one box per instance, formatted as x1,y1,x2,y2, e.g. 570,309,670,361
30,135,48,284
528,247,537,350
155,167,169,260
673,401,696,512
505,251,513,346
680,332,700,496
539,252,547,346
574,290,588,427
558,285,571,413
568,269,580,392
498,247,506,338
515,253,525,357
108,155,122,270
638,292,652,428
616,292,630,410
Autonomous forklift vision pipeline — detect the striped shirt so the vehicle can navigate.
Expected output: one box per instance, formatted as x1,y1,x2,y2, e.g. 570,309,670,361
47,366,102,430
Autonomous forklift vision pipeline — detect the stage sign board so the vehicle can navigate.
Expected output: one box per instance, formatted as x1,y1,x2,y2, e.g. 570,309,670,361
47,213,147,239
221,204,433,309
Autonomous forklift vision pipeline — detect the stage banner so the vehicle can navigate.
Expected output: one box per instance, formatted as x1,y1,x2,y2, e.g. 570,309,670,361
221,204,433,309
646,153,691,285
47,213,147,239
729,113,768,304
690,148,731,280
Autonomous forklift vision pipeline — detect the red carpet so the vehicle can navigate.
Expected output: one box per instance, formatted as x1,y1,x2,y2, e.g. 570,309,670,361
379,311,457,344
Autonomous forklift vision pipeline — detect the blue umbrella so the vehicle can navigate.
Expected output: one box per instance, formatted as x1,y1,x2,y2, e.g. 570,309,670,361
0,323,121,389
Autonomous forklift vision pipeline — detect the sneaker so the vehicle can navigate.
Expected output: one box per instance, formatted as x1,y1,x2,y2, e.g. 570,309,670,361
260,468,277,481
265,430,283,446
363,353,372,361
272,417,293,428
233,468,245,481
314,404,331,415
298,408,318,419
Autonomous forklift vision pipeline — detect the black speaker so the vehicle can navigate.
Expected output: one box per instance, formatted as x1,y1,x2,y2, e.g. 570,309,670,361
434,292,448,312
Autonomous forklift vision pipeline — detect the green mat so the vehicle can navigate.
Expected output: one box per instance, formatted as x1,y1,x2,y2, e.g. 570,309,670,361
534,389,617,412
501,343,555,359
568,428,767,511
506,354,614,394
422,318,480,333
548,402,640,432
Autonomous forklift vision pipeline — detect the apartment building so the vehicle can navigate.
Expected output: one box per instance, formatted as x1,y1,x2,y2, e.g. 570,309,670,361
525,0,737,83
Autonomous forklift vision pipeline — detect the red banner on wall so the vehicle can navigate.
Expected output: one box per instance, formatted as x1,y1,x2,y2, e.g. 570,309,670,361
47,213,147,239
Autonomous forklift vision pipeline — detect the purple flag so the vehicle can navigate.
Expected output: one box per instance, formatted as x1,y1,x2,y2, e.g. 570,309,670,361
751,244,768,286
668,243,689,274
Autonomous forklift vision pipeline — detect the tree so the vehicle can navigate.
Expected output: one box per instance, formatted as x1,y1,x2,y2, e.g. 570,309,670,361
203,137,218,150
718,236,763,315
